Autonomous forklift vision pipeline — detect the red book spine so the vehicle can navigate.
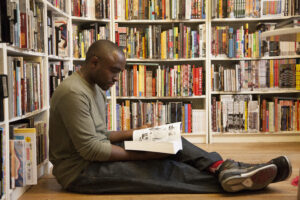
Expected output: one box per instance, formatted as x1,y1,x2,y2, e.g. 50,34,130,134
199,67,203,95
144,65,146,97
188,103,192,133
262,99,267,132
297,100,300,131
274,98,278,132
170,68,173,96
20,13,27,49
133,65,137,96
152,77,156,96
192,66,196,95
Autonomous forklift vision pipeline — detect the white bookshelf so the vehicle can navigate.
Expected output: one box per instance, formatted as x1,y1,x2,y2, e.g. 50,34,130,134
261,27,300,41
1,1,300,199
207,0,300,143
0,0,72,199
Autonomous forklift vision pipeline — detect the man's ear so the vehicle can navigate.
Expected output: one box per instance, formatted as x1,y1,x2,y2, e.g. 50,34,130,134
89,56,98,68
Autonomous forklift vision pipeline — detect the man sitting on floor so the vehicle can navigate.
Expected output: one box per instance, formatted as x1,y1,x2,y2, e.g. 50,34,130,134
49,40,292,194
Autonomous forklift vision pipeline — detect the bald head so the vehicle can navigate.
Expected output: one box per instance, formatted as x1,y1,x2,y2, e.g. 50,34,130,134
85,40,125,65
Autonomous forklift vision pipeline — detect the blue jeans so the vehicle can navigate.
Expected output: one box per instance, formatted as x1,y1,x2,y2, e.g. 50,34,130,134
67,137,223,194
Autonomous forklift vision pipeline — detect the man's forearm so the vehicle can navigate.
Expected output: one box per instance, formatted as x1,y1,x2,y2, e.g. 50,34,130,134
108,124,151,142
108,130,133,143
108,144,169,161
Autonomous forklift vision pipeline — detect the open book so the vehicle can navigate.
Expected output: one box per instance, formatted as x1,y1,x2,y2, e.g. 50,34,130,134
124,122,182,154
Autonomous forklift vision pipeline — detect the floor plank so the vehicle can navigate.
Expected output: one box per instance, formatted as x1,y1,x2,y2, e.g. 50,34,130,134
19,143,300,200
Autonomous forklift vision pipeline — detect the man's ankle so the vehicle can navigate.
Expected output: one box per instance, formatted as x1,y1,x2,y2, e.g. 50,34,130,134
208,160,224,173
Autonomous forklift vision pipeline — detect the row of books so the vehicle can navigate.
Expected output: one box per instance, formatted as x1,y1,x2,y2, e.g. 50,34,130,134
72,23,109,58
0,0,45,52
211,24,299,58
212,0,300,19
9,119,47,188
212,95,300,133
116,64,204,97
212,0,261,18
47,12,69,57
47,0,67,13
114,0,206,20
49,61,66,98
212,95,258,132
260,97,300,132
211,59,299,91
7,57,44,119
115,23,206,59
211,24,263,58
72,0,110,19
115,100,205,133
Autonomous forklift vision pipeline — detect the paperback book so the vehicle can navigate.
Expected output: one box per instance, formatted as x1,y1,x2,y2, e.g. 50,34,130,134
124,122,182,154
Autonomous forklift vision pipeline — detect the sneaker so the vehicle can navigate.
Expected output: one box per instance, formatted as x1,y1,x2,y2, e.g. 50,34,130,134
268,156,292,183
218,159,277,192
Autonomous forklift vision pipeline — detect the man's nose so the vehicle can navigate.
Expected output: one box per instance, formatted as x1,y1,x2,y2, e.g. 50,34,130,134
113,74,120,82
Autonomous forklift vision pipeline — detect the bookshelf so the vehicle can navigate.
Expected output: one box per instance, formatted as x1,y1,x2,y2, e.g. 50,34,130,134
208,0,300,143
0,0,300,199
0,0,72,199
112,0,209,143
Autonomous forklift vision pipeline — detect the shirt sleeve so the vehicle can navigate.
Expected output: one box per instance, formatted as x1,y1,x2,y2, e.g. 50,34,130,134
56,91,112,161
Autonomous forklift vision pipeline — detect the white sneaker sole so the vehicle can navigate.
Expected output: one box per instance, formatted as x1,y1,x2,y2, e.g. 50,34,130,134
221,164,277,192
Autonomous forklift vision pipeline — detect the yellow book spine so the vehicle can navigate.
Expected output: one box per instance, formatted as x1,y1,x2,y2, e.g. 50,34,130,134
81,41,85,58
125,0,129,20
161,31,166,59
296,64,300,90
174,26,178,59
14,128,36,134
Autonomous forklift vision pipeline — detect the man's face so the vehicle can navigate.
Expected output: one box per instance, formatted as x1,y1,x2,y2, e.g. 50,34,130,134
93,51,125,90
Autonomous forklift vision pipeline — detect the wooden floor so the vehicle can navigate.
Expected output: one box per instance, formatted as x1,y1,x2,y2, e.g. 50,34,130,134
19,143,300,200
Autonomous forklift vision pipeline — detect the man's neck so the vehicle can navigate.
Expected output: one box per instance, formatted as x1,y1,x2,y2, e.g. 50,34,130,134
78,69,94,85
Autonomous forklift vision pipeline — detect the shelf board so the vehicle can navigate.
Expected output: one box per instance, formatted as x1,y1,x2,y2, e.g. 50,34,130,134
72,58,85,62
211,132,300,143
211,89,300,94
0,121,6,126
116,96,206,100
48,55,71,61
6,46,46,57
71,16,110,23
181,133,206,136
45,1,69,18
9,107,48,123
211,55,300,60
211,16,291,22
261,27,300,41
115,19,206,24
11,185,31,200
126,58,206,62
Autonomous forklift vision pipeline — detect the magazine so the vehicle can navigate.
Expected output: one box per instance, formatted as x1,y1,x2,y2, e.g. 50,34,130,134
124,122,182,154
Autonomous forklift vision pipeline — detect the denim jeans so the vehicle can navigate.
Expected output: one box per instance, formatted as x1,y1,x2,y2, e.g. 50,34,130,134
67,137,223,194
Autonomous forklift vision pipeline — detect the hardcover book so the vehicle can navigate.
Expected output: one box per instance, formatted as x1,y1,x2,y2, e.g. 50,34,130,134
124,122,182,154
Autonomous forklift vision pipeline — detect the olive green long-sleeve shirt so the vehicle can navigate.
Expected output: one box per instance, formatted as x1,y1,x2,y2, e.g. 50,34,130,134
49,72,112,189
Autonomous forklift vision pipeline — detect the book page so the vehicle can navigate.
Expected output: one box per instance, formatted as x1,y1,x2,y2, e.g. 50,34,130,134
132,122,181,142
